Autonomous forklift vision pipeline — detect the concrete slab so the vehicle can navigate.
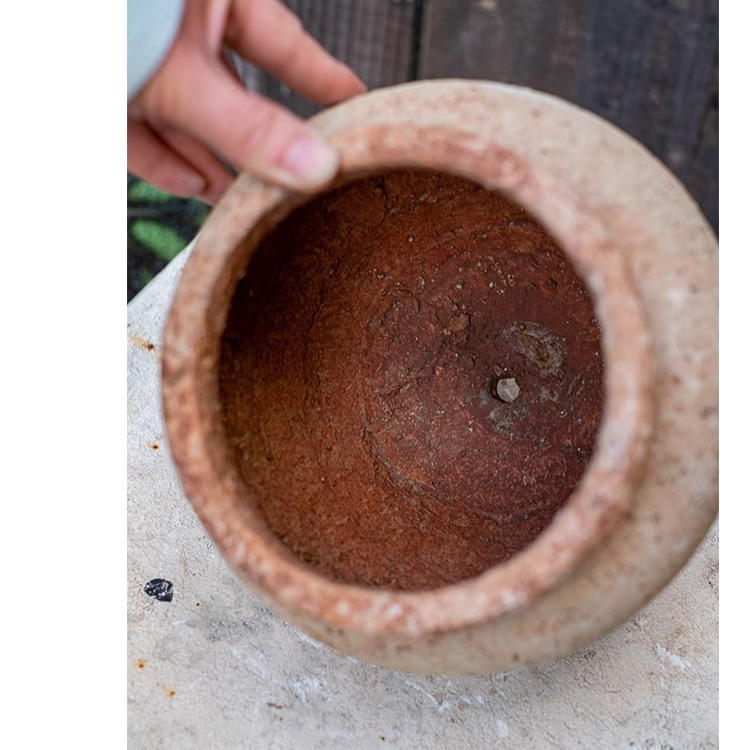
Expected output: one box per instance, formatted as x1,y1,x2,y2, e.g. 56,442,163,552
128,247,718,750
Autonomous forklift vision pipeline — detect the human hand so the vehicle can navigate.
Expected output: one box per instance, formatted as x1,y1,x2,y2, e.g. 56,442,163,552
127,0,366,204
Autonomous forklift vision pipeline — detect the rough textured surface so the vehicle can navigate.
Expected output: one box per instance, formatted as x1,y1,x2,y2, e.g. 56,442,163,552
220,169,604,590
128,249,718,748
160,82,715,673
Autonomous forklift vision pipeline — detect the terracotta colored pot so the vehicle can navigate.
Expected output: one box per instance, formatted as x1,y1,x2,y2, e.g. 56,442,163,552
162,81,717,674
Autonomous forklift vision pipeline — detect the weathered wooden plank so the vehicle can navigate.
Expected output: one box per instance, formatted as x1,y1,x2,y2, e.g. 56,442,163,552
421,0,718,229
250,0,421,118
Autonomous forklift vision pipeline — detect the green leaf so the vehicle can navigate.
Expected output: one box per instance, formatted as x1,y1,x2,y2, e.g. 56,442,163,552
138,267,154,288
131,220,186,261
128,180,174,203
193,202,210,225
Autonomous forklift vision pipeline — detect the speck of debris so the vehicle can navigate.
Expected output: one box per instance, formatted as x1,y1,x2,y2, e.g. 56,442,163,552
150,442,159,450
495,378,520,403
130,334,155,351
144,578,174,602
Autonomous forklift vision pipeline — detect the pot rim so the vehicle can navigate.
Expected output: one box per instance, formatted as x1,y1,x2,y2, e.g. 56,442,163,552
162,120,654,637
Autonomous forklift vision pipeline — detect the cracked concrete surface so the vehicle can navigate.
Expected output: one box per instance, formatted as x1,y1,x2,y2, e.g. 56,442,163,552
128,247,718,749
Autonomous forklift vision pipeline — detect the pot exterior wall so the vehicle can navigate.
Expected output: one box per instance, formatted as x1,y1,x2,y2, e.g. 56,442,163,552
163,81,717,674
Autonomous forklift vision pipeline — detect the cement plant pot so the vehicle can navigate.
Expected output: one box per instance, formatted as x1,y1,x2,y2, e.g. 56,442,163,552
162,80,718,674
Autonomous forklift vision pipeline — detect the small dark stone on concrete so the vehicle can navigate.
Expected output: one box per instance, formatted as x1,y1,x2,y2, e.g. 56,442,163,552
144,578,174,602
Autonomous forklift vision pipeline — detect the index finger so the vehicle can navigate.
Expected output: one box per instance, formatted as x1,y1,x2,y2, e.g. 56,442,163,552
226,0,366,106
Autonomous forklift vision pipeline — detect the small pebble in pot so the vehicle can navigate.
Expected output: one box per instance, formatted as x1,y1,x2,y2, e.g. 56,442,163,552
495,377,520,403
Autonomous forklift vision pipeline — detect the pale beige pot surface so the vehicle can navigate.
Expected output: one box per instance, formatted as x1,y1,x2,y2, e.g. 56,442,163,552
162,80,717,674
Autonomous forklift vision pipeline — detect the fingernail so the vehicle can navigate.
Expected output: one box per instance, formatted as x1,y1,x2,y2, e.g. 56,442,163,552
281,133,339,187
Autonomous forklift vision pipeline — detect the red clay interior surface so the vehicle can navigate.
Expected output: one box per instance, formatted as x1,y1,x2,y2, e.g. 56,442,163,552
219,169,604,591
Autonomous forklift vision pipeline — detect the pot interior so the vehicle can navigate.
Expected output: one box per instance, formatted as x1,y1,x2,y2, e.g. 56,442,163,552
219,168,604,591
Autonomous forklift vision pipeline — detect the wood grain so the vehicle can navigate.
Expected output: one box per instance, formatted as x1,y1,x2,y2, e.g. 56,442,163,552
421,0,718,229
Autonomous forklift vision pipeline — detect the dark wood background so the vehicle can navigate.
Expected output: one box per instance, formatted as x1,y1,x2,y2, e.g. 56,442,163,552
129,1,717,300
247,0,717,230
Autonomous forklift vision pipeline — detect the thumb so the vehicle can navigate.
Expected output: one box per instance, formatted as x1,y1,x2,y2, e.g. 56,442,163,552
155,56,339,191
